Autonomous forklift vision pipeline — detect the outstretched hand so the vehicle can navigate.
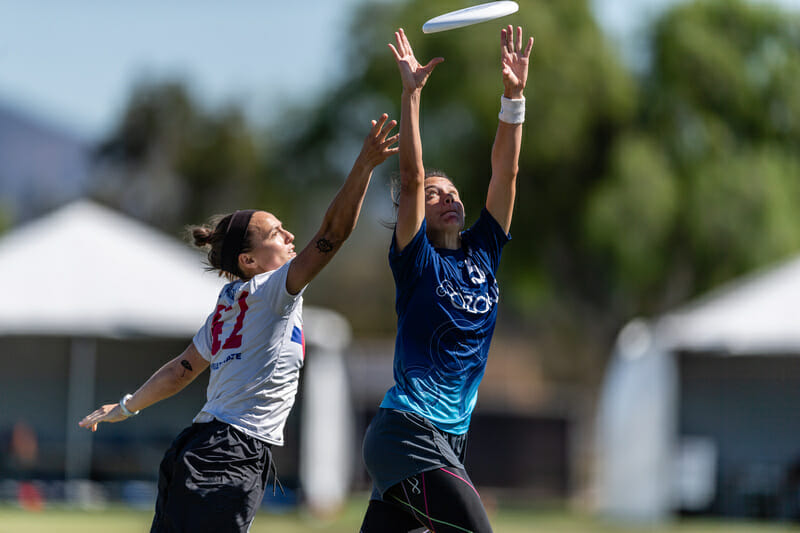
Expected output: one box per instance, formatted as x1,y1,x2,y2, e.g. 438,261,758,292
356,113,399,168
501,25,534,98
79,403,127,432
388,28,444,93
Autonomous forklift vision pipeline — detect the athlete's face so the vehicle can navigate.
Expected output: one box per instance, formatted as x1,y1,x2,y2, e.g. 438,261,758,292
240,211,296,276
424,176,465,237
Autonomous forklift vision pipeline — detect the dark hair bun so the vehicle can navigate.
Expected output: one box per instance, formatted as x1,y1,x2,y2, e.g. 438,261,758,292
191,226,214,247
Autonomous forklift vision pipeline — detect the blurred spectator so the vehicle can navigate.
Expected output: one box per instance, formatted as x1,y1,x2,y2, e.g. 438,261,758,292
9,421,39,470
6,421,44,511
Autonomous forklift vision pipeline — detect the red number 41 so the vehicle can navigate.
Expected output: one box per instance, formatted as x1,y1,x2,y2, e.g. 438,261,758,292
210,292,249,355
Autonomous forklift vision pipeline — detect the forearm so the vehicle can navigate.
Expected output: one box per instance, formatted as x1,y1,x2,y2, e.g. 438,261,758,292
486,95,526,233
125,354,205,413
491,119,522,181
399,89,424,188
315,160,374,245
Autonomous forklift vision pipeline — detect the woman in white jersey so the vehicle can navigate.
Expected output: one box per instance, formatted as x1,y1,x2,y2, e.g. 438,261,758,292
359,27,533,533
79,114,398,532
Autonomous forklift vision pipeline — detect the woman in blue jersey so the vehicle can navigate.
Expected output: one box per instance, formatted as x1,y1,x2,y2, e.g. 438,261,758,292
79,115,398,533
360,27,533,533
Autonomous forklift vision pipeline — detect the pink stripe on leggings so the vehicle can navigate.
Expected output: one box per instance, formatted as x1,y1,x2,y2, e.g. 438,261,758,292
421,472,435,531
439,468,481,499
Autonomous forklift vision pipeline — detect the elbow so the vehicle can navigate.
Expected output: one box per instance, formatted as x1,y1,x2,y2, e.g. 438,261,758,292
317,219,353,248
168,362,195,391
493,164,519,182
399,173,423,194
327,227,353,245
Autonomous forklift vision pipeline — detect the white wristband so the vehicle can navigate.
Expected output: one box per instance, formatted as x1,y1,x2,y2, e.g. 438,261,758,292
119,394,140,417
499,95,525,124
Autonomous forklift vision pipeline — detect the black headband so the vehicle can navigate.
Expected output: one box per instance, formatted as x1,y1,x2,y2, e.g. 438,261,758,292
221,209,256,275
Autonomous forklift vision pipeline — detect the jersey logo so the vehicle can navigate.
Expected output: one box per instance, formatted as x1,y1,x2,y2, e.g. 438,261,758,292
210,291,249,356
435,279,499,315
210,352,242,370
464,256,486,285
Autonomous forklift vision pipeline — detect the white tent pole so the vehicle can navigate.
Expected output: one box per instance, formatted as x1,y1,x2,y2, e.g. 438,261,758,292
299,308,353,517
596,320,678,522
65,337,96,480
300,347,353,517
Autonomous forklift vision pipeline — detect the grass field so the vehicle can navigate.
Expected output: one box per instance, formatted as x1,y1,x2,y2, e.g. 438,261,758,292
3,499,800,533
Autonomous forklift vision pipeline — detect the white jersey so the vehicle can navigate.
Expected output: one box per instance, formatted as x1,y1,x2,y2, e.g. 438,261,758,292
192,261,306,445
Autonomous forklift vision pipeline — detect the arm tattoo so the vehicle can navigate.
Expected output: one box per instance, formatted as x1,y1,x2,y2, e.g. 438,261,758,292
180,359,193,376
315,238,335,253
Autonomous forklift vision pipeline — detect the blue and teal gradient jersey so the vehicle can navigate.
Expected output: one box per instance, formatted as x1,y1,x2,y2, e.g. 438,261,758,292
380,208,510,434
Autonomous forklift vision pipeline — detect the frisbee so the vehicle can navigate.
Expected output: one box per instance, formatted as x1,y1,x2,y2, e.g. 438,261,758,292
422,1,519,34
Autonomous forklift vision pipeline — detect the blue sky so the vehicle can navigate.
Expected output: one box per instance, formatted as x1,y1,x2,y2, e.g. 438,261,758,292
1,0,799,140
0,0,364,139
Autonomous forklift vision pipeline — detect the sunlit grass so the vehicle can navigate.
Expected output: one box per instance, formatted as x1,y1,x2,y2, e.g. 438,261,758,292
2,499,800,533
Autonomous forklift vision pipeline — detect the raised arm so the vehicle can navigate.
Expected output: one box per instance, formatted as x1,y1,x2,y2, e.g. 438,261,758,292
388,28,443,251
486,25,534,234
79,343,210,431
285,114,398,294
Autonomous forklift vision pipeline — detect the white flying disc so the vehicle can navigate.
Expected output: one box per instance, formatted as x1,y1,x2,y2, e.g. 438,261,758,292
422,1,519,34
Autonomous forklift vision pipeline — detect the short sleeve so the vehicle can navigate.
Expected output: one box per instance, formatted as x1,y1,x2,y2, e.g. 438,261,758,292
192,306,217,361
389,221,432,290
463,208,511,272
250,260,305,315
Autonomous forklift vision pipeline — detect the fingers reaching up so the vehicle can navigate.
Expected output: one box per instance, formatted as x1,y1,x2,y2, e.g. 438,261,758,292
388,28,444,93
500,25,534,98
360,113,399,167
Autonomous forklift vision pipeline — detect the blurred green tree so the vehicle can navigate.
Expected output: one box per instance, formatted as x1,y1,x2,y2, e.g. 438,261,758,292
586,0,800,321
90,79,286,232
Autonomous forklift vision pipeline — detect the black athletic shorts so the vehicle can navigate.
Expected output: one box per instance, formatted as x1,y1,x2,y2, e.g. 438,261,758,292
150,420,273,533
362,407,468,498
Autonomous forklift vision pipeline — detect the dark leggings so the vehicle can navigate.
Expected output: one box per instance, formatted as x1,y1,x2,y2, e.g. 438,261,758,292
360,467,493,533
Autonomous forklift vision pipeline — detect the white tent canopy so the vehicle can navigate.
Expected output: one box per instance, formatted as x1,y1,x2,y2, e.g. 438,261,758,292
0,200,225,338
657,254,800,354
0,200,229,484
597,252,800,522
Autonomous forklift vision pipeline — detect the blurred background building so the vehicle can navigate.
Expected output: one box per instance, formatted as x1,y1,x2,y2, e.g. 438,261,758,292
598,256,800,521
